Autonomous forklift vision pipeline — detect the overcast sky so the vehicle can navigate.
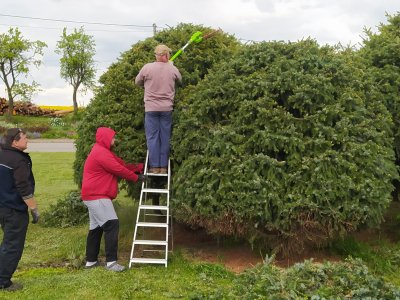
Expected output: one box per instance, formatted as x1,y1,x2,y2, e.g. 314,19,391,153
1,0,399,106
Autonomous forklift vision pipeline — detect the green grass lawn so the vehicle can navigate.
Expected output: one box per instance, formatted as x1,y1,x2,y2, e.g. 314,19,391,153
1,152,400,299
31,153,76,211
0,153,235,299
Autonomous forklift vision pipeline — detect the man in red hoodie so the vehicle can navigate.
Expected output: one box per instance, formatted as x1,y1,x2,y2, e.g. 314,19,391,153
81,127,144,272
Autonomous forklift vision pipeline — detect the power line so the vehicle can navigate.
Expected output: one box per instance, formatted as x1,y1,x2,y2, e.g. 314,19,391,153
0,23,153,33
0,13,163,29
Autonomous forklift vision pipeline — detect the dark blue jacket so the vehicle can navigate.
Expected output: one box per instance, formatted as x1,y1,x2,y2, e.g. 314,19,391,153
0,145,35,211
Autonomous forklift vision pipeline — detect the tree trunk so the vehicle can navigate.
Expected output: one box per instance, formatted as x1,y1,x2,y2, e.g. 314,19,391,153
7,88,13,117
1,67,14,117
72,86,79,115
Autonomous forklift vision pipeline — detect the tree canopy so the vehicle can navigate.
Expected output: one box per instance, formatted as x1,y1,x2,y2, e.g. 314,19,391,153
55,27,96,114
0,27,46,115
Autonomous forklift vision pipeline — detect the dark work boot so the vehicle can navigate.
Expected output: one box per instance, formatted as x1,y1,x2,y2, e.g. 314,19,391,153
2,282,23,291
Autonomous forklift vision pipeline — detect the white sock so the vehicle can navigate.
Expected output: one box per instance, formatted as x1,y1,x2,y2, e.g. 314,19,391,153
107,261,116,267
85,261,97,267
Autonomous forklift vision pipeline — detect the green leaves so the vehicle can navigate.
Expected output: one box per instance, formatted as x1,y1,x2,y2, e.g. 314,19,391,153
0,27,47,114
74,23,240,190
74,22,399,252
360,13,400,193
55,27,96,113
172,39,397,250
231,258,400,299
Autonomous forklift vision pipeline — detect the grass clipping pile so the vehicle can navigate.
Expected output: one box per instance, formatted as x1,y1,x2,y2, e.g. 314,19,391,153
41,191,88,228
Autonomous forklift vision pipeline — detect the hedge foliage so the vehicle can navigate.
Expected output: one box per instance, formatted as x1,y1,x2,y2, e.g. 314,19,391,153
73,23,240,189
74,22,398,252
360,13,400,156
359,13,400,197
171,39,397,250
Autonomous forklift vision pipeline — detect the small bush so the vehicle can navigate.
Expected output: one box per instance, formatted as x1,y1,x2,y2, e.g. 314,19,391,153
41,190,88,228
197,258,400,299
50,117,66,127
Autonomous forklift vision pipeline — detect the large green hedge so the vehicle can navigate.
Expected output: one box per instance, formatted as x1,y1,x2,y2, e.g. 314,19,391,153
171,39,397,251
73,23,241,187
74,22,398,253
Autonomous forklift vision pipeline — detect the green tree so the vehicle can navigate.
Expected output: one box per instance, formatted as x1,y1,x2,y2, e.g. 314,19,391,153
55,27,96,114
0,27,46,116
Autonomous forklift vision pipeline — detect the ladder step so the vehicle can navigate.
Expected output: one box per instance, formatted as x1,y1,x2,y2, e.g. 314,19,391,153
146,172,168,177
142,188,169,194
139,205,168,210
136,222,168,228
130,258,167,265
134,240,168,246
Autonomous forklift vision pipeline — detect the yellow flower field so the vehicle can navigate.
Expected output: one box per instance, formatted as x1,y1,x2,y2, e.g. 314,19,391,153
39,105,74,111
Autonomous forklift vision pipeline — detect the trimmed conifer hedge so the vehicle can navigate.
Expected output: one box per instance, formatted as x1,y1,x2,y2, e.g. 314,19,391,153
74,24,398,253
171,40,397,251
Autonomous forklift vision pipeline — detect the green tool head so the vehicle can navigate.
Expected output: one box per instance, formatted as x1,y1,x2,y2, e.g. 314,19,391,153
190,31,203,43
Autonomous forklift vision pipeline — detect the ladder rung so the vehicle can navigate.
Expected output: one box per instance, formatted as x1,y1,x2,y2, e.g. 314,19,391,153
136,222,168,228
142,188,169,194
146,173,168,177
130,258,167,265
139,205,168,210
134,240,167,246
144,213,166,217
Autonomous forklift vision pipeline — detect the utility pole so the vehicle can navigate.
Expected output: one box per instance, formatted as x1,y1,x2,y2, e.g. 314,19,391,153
153,23,157,36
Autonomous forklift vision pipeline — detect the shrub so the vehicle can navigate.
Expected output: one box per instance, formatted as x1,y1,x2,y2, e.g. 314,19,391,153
171,40,397,251
50,117,66,127
41,190,88,227
200,258,400,299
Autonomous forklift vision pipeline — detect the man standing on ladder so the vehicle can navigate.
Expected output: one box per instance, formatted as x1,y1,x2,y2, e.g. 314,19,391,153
135,44,182,175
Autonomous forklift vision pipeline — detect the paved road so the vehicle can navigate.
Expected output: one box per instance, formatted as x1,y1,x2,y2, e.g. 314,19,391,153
27,139,76,152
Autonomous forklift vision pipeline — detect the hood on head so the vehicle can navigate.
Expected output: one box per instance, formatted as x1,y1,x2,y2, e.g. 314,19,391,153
95,127,115,149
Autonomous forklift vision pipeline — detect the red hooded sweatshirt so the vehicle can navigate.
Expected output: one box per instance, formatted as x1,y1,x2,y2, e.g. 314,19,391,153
81,127,139,201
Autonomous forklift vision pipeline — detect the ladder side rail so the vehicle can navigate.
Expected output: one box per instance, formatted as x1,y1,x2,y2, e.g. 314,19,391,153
130,152,172,268
129,151,149,268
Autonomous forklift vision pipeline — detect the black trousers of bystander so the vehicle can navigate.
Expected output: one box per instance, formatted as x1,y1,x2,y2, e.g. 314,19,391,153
0,208,29,288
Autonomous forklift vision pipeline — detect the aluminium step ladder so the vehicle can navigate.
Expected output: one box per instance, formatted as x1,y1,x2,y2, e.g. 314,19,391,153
129,151,172,268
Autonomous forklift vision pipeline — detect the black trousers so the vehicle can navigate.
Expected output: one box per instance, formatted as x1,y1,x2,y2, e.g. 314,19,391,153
86,219,119,262
151,176,164,206
0,207,29,288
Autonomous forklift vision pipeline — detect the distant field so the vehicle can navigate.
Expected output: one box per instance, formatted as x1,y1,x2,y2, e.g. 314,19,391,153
39,105,74,111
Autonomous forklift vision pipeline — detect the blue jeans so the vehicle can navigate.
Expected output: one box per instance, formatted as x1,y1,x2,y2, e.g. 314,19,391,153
145,111,172,168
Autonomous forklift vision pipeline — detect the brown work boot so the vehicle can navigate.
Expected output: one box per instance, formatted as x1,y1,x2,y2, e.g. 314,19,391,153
2,282,23,291
159,168,168,174
148,168,160,174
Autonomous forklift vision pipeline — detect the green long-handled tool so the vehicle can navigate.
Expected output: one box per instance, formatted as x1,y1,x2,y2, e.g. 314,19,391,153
169,29,220,62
